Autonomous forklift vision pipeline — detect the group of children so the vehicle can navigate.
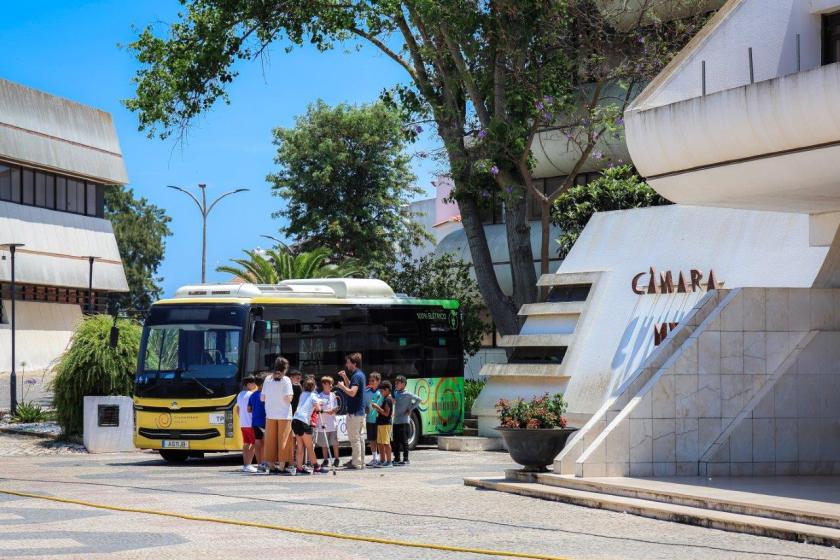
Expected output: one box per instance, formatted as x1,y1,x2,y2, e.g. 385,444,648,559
235,366,421,474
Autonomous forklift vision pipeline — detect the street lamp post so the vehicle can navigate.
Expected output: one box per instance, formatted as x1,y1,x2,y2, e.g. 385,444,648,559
2,243,25,415
85,256,97,313
167,184,249,283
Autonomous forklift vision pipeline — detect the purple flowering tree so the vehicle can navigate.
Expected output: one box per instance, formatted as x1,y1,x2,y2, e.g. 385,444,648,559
125,1,711,335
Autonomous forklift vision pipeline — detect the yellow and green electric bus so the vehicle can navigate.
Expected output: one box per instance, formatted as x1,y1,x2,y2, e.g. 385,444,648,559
133,279,464,462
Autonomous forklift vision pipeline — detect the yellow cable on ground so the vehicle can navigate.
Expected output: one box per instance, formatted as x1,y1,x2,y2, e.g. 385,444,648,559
0,487,570,560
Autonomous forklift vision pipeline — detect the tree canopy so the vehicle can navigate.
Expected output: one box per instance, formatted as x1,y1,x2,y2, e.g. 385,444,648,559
216,245,365,283
104,185,172,313
268,100,428,267
125,0,709,334
552,165,671,259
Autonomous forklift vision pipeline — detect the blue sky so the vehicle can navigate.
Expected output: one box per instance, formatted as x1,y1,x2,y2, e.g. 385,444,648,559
0,0,440,298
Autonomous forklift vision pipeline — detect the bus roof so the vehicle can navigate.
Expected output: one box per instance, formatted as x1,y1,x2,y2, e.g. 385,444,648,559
155,278,459,309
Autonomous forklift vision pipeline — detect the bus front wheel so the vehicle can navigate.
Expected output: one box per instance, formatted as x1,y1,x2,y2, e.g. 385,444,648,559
407,411,421,450
159,450,189,463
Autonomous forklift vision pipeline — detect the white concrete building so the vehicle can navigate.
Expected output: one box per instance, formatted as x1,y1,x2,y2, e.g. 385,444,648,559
474,0,840,478
0,78,129,383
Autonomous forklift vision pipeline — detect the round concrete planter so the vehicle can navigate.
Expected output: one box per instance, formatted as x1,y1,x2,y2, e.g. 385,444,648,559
496,427,578,472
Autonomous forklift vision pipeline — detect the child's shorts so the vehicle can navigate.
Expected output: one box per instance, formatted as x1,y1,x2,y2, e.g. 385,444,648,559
292,419,312,437
241,427,255,445
376,425,392,445
253,426,265,440
366,422,377,442
315,430,338,447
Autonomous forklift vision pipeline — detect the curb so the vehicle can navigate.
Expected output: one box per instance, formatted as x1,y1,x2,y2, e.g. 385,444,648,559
0,426,65,441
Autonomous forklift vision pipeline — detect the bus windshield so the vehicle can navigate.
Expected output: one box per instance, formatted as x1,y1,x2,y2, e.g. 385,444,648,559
136,305,247,398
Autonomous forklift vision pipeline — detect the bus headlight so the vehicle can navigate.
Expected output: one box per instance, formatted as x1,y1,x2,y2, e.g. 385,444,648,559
225,409,234,438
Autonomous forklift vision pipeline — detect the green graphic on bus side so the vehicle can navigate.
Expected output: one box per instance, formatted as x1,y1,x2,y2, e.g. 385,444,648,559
404,377,464,435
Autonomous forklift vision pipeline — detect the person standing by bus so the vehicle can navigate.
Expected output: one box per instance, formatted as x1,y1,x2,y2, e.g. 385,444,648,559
364,372,382,467
336,352,366,469
261,357,295,474
236,375,258,473
392,375,421,466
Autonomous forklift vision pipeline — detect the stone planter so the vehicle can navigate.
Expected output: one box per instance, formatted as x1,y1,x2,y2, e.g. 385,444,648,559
496,427,578,472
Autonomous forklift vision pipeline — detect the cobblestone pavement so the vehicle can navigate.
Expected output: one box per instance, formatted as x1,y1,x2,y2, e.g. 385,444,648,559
0,431,85,456
0,436,838,560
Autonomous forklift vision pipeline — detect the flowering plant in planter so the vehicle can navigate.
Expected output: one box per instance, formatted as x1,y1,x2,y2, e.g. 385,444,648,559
496,392,568,429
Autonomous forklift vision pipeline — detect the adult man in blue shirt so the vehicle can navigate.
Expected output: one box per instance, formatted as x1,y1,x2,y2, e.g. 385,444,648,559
336,352,367,469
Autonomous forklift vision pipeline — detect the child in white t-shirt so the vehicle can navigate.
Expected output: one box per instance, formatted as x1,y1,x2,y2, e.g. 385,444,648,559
291,376,324,474
315,376,340,468
236,375,257,472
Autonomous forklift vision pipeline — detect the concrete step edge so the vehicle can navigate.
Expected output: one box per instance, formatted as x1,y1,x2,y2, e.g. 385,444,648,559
463,478,840,547
513,471,840,530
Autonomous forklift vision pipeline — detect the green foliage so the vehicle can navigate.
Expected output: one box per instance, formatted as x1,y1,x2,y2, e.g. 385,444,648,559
12,402,49,424
217,245,365,283
464,378,486,417
496,393,568,430
552,166,671,259
268,100,429,266
50,315,142,436
378,253,489,359
105,185,172,313
124,0,712,332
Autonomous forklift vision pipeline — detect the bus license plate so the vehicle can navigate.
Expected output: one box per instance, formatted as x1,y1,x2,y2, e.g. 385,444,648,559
208,413,226,425
162,440,189,449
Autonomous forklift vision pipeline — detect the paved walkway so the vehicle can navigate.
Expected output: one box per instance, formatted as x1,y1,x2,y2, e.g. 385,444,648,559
0,435,838,559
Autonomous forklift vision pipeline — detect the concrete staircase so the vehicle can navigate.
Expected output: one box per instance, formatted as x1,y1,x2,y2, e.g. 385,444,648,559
463,415,478,437
465,473,840,546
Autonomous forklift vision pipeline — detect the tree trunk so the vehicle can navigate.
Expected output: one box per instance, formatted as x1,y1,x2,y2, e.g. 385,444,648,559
458,196,520,335
540,198,552,276
504,187,537,311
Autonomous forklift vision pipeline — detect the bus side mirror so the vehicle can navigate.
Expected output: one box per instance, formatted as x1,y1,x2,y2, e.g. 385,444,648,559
109,325,120,349
252,320,267,343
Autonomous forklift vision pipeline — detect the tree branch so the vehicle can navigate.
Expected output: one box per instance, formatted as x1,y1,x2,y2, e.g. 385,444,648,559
437,21,491,128
349,27,417,81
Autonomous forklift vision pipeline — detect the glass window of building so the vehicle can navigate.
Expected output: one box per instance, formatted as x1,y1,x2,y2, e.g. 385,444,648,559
45,174,55,208
35,172,47,207
56,176,67,210
823,12,840,65
10,167,20,203
22,169,34,205
0,165,11,201
86,183,97,216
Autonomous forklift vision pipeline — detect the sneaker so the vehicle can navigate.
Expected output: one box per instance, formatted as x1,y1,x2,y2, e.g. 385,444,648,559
299,465,313,475
381,461,393,468
243,464,259,473
403,459,410,466
393,461,405,467
313,465,323,474
333,458,340,468
344,464,361,470
367,459,380,468
321,458,330,468
284,465,297,476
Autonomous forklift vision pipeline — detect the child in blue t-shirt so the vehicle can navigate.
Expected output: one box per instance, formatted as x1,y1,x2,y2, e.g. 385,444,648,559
247,375,267,473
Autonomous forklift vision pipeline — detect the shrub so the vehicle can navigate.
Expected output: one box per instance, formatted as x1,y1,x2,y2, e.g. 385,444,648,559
12,402,49,424
552,165,671,259
496,393,568,429
464,378,486,416
50,315,141,436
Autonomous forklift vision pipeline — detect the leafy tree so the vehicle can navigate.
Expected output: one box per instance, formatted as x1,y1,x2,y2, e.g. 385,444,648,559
217,245,365,283
125,1,708,335
552,165,671,259
50,315,141,436
105,186,172,313
378,253,489,359
269,100,429,266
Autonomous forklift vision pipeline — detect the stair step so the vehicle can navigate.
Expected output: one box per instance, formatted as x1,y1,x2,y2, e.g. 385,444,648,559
464,418,478,429
462,428,479,436
463,477,840,547
516,472,840,530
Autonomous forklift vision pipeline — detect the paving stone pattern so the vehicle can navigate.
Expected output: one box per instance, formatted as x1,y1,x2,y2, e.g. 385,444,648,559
0,433,838,559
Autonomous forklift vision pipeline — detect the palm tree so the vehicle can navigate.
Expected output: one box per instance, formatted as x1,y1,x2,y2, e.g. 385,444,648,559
216,246,365,283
